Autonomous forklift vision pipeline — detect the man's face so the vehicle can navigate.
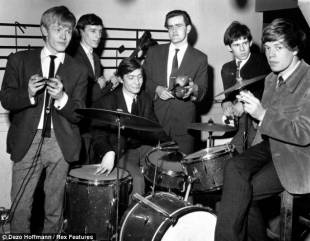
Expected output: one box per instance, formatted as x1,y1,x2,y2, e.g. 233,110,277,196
41,22,73,54
121,68,143,97
167,15,191,46
80,25,103,49
264,40,297,75
227,37,252,60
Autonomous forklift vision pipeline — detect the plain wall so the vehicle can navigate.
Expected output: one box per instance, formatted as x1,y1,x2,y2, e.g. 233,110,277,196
0,0,263,208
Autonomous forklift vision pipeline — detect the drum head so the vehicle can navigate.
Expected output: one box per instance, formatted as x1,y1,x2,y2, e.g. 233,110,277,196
184,145,227,160
68,165,129,183
148,150,184,172
160,210,217,241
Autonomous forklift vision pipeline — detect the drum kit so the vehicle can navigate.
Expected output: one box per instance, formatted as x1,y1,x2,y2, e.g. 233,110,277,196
63,75,266,241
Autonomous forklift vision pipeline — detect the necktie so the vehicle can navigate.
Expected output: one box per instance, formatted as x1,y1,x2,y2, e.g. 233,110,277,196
169,49,180,90
42,55,56,138
278,75,284,88
88,51,95,73
236,60,242,81
131,97,137,115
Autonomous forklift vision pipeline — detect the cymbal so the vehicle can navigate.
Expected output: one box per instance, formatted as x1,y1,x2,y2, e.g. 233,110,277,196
75,108,163,131
186,122,237,132
215,75,267,97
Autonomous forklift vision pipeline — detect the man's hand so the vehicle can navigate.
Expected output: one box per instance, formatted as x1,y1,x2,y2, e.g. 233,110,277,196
222,101,235,117
94,151,115,176
156,86,174,100
236,90,266,121
28,74,46,97
233,102,245,117
47,75,64,101
109,75,120,90
97,76,107,89
183,78,196,99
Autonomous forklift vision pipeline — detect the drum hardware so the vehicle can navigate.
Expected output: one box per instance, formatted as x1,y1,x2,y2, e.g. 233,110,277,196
133,193,177,225
74,109,163,240
184,175,197,202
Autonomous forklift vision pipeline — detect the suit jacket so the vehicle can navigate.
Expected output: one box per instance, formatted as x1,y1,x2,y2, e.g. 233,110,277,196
254,60,310,194
1,48,88,162
67,44,102,107
143,43,208,136
221,53,271,152
91,87,171,163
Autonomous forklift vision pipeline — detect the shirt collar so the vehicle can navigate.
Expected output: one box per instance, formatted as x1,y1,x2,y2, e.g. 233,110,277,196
80,42,93,55
235,53,251,67
169,42,188,53
280,60,301,81
41,46,65,63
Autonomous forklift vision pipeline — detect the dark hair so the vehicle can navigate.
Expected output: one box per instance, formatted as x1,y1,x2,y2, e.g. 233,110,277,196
76,14,103,31
40,6,76,30
164,10,192,28
223,21,252,46
115,58,142,79
262,18,306,58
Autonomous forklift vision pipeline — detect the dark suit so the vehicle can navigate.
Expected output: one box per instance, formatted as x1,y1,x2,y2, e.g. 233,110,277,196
68,44,104,164
143,43,208,154
67,44,102,106
91,87,170,198
1,48,88,233
221,53,270,153
2,49,88,162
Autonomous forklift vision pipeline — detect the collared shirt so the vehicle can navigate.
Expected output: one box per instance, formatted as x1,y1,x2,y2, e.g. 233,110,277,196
277,60,301,84
123,89,137,113
259,60,301,126
34,46,68,129
167,42,188,87
235,53,251,72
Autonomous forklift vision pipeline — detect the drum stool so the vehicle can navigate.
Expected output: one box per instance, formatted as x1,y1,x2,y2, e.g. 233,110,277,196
267,191,310,241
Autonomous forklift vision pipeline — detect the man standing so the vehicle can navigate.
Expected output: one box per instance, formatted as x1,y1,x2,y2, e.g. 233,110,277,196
215,18,310,241
68,14,118,107
143,10,208,155
221,21,270,153
68,14,119,164
91,58,171,201
1,6,88,234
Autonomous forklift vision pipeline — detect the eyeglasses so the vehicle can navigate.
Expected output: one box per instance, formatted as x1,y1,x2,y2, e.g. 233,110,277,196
167,24,186,31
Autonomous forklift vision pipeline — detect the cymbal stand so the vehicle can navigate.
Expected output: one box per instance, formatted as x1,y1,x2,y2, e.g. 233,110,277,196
151,141,161,196
206,119,215,148
113,117,124,241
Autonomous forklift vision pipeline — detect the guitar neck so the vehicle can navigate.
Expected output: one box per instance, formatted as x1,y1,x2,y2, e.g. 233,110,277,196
101,81,114,96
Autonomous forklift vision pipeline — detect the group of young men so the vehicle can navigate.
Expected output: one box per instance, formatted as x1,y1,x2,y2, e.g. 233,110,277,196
2,4,310,241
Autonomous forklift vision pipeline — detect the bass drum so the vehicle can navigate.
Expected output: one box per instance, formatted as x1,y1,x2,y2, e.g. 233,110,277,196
65,165,132,240
119,192,217,241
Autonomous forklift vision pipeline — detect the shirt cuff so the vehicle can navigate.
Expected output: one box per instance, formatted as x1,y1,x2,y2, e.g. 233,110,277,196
54,93,68,110
29,96,35,105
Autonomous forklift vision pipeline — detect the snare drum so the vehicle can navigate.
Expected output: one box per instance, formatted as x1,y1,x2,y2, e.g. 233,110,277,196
119,192,217,241
143,149,186,190
65,165,132,240
182,143,235,192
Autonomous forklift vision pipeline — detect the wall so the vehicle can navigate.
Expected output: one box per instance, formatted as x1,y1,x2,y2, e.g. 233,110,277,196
0,0,263,208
